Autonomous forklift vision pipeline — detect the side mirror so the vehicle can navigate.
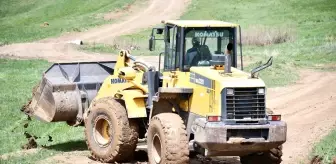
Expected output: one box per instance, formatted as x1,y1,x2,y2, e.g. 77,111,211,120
149,36,155,51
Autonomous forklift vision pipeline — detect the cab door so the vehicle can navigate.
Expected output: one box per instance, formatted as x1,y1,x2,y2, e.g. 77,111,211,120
160,25,193,113
162,24,179,87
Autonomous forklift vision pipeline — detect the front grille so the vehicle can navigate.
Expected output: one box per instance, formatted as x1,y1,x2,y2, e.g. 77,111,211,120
226,88,266,119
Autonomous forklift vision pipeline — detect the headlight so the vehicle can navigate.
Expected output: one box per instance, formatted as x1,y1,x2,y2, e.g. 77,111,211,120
258,88,265,94
227,88,234,95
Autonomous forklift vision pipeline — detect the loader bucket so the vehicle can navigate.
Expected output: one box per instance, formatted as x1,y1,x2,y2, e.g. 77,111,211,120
24,61,116,122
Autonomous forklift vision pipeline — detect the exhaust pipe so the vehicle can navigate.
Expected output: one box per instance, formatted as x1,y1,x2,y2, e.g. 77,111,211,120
224,43,233,73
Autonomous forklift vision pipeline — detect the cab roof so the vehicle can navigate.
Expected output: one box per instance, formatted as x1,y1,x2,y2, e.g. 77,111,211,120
162,20,239,27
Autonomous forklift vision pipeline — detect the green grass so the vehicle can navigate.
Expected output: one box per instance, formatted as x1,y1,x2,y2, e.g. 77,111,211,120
311,129,336,164
0,59,85,163
0,0,135,43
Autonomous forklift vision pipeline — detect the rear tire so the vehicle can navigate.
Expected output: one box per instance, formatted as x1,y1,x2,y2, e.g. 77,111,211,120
84,97,139,163
240,146,283,164
147,113,189,164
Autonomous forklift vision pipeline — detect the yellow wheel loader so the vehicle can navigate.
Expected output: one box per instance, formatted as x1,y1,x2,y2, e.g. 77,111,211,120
24,20,287,164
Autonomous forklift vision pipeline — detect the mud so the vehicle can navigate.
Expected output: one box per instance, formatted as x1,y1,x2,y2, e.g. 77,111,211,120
20,102,39,150
311,156,336,164
192,155,240,164
21,99,33,115
22,132,38,150
21,81,40,115
21,117,38,150
21,132,54,150
310,156,323,164
20,115,53,150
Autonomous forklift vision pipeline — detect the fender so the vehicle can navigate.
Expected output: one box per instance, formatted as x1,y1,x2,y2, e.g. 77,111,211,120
121,89,148,118
83,89,147,121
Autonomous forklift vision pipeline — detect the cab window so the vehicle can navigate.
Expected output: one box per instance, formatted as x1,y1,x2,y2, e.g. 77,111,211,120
164,25,179,71
184,27,235,68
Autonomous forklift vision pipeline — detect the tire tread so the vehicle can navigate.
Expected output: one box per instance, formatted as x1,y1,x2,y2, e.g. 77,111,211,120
84,97,138,163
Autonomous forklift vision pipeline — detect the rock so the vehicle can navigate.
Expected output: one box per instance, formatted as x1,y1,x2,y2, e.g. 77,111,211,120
310,155,322,164
40,22,49,27
67,39,83,45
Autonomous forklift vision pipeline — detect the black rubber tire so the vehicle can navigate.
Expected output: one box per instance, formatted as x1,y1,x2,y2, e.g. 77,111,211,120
84,97,139,163
240,146,283,164
147,113,189,164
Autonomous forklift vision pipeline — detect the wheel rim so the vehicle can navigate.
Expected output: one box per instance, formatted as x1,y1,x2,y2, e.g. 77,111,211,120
93,116,112,147
152,134,162,163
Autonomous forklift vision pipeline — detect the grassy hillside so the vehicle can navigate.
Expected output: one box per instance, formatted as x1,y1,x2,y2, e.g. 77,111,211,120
181,0,336,64
83,0,336,87
0,0,135,44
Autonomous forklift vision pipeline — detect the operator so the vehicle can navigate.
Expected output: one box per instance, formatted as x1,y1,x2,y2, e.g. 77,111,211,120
185,37,201,66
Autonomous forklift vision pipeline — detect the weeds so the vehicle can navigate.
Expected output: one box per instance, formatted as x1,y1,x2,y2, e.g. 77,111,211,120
0,41,9,47
80,42,140,54
241,25,296,46
311,129,336,164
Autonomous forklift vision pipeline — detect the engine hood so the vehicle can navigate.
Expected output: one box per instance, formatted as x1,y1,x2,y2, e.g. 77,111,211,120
190,66,265,88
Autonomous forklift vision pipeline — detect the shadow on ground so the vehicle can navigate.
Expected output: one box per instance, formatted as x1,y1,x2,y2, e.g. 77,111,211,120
44,140,88,152
43,141,240,164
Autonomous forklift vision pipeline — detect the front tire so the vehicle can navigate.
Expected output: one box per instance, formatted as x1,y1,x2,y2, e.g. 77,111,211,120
147,113,189,164
240,146,283,164
84,97,139,163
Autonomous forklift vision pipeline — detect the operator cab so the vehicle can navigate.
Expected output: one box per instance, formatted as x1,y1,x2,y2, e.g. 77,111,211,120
149,20,243,72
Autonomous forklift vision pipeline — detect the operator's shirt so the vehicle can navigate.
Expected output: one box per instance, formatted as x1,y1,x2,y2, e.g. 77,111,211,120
186,47,198,66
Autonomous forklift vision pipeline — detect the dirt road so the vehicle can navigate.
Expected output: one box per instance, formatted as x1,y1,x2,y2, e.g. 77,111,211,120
268,70,336,164
1,0,335,163
0,0,190,63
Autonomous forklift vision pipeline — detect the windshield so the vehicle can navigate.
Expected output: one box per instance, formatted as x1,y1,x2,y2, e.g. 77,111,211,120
184,27,235,68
